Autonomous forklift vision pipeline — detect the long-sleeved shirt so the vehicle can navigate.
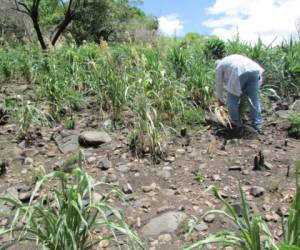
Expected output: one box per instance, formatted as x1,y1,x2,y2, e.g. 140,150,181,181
215,54,264,102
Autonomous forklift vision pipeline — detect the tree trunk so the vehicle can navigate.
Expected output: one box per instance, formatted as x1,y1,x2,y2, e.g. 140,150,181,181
32,17,47,50
51,16,72,46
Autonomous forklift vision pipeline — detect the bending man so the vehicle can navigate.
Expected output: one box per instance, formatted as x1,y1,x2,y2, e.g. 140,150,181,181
215,54,264,133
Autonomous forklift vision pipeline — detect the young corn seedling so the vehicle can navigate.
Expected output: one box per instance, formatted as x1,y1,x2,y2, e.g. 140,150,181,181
0,155,144,249
279,161,300,249
5,96,50,140
184,184,277,250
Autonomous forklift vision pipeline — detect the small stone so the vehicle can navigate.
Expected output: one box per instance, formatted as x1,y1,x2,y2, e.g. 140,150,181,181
262,204,271,212
235,160,241,165
99,239,109,248
212,174,221,181
264,162,273,170
250,186,265,197
241,170,250,175
195,222,208,232
229,166,242,171
117,164,129,173
21,169,27,174
264,211,280,222
97,158,112,170
19,191,36,202
24,157,33,165
137,217,142,228
166,156,175,162
156,170,171,180
158,234,172,242
276,206,289,217
106,173,118,183
204,214,215,223
157,205,174,214
142,183,156,193
47,151,56,158
176,148,185,155
0,218,8,227
142,201,152,209
87,156,97,164
122,183,133,194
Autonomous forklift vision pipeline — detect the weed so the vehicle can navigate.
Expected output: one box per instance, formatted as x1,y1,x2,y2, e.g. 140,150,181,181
193,174,205,184
63,115,76,130
288,112,300,138
267,177,281,193
5,96,50,140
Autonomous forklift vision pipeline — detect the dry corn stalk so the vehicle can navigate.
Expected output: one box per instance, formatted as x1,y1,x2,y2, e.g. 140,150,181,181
209,102,232,128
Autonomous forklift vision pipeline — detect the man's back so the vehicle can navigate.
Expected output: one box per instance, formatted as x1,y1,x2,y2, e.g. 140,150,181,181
216,54,263,75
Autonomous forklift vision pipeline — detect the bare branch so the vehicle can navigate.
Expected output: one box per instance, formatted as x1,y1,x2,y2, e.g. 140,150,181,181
15,1,31,13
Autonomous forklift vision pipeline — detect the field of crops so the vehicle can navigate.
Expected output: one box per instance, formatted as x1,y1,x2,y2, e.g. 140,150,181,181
0,36,300,249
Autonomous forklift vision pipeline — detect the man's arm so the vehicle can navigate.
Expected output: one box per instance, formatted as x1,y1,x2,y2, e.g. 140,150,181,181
216,66,224,103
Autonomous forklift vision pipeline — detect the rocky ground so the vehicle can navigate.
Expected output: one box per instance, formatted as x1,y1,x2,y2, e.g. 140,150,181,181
0,83,300,250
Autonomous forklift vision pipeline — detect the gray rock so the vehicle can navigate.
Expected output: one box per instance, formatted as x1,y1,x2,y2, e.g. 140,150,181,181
122,183,133,194
212,174,221,181
291,100,300,112
195,222,208,232
24,157,33,165
2,187,18,200
54,133,79,154
19,191,36,203
203,214,215,223
97,158,112,170
0,187,18,214
264,162,273,170
79,131,112,147
156,170,171,180
141,211,187,237
117,164,129,173
276,110,291,119
105,173,118,183
250,186,265,197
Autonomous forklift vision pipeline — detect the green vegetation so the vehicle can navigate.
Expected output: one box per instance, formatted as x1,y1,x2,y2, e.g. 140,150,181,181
1,2,300,249
289,112,300,138
0,35,300,153
0,152,143,249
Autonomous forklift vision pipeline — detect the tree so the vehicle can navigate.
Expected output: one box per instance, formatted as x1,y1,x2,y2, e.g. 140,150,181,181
14,0,80,49
69,0,158,44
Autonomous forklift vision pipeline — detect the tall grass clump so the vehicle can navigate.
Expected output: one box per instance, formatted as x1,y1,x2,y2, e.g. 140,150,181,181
0,154,143,249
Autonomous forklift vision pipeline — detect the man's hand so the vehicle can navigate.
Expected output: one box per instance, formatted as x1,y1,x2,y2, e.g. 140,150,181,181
217,99,225,106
